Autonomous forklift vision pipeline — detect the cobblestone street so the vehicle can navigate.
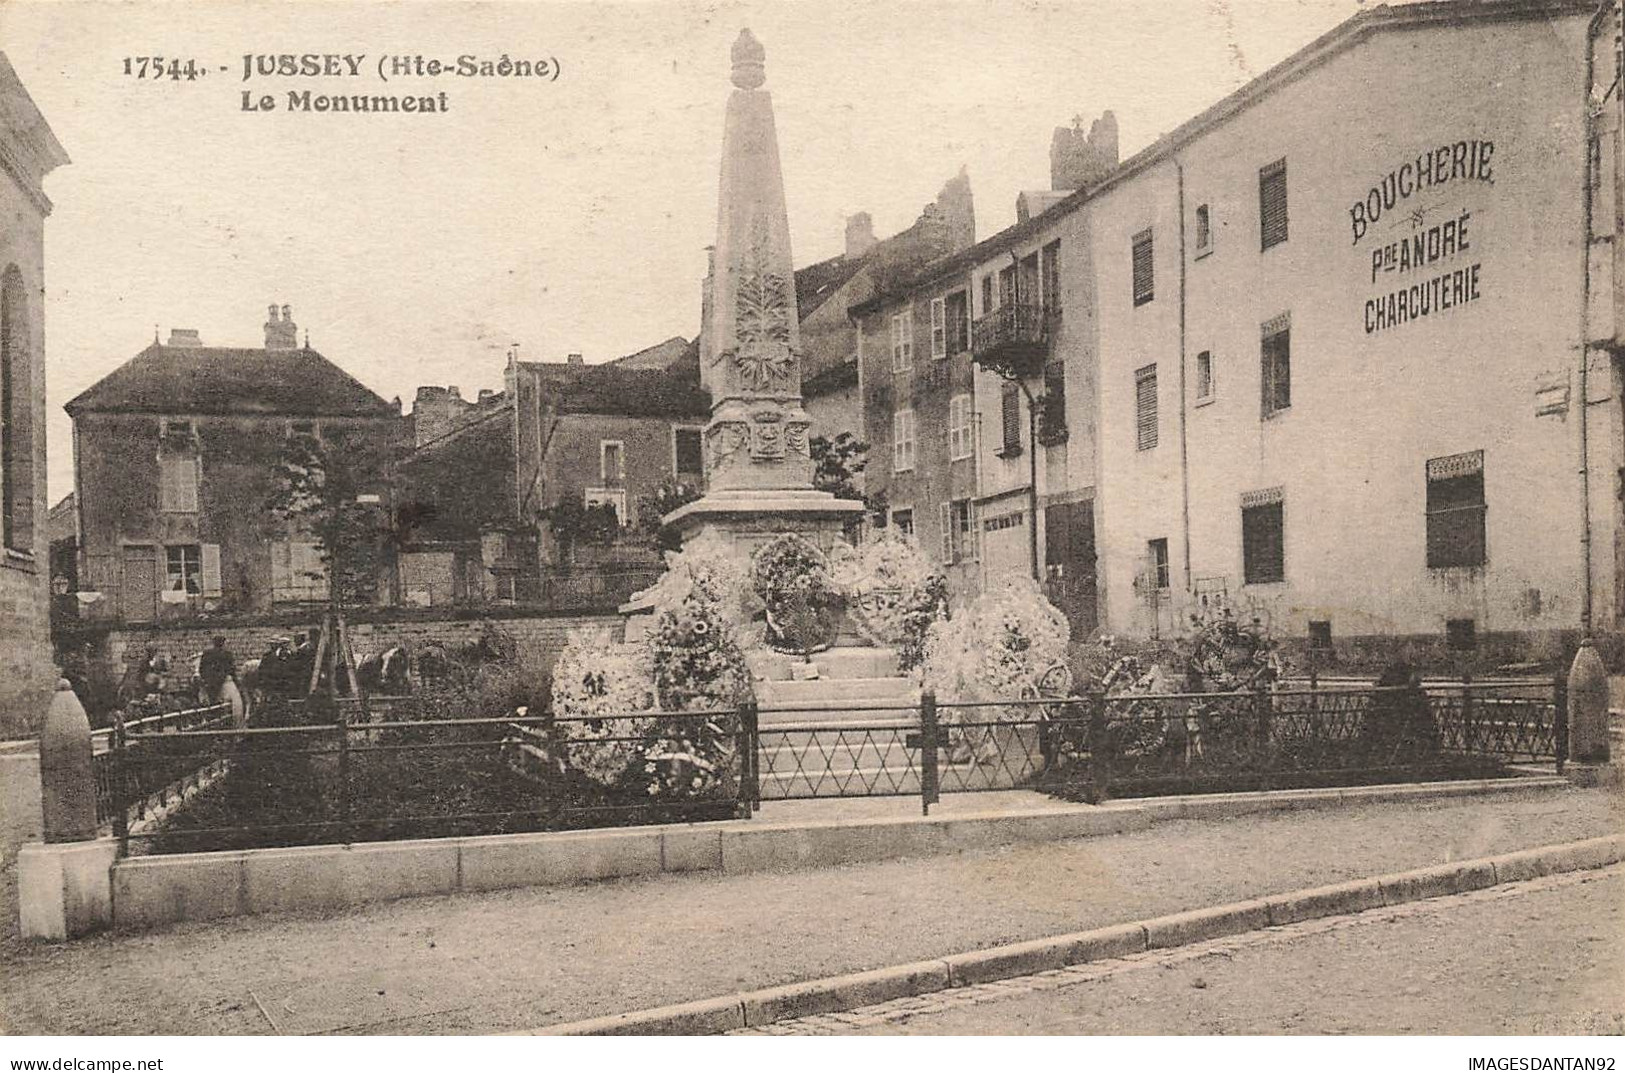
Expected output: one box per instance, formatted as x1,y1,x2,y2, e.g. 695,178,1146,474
738,865,1625,1036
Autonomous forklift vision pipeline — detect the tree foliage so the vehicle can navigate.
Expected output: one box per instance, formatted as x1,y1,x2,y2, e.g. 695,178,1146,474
266,431,396,607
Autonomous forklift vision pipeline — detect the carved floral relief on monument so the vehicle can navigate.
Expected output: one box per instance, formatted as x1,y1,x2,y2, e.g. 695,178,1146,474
726,215,795,393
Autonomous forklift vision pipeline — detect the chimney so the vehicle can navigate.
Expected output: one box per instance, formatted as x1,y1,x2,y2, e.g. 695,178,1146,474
477,388,495,402
264,301,298,349
567,353,584,366
845,213,877,259
166,328,203,347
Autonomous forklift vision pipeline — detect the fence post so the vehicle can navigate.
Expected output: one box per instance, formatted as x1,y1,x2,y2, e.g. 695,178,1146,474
1553,669,1569,775
335,700,351,843
1253,685,1273,791
1087,692,1110,805
40,680,97,844
737,701,759,819
111,709,129,854
1460,667,1475,757
919,689,939,816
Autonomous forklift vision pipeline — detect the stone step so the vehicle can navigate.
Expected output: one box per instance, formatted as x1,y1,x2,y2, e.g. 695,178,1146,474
748,647,902,682
756,676,918,712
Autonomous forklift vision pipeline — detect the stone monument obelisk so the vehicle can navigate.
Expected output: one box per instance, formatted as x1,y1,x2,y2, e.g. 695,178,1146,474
664,29,864,552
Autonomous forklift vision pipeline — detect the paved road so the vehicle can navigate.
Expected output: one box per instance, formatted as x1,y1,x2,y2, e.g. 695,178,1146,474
1,789,1616,1034
748,866,1625,1036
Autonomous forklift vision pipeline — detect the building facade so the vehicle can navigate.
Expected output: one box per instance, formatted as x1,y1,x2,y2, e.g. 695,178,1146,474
66,308,403,624
852,0,1625,667
0,53,68,736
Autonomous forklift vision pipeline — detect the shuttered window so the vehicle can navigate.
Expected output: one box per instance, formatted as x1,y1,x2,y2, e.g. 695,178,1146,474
1135,364,1158,451
1132,229,1154,306
1000,382,1021,455
1042,241,1062,313
1426,451,1486,569
200,543,223,597
1261,315,1291,418
1242,488,1285,585
159,455,199,513
948,394,974,461
955,499,978,562
945,290,970,354
930,297,947,359
272,540,329,602
939,502,954,564
891,310,914,371
1260,158,1288,250
1041,361,1067,443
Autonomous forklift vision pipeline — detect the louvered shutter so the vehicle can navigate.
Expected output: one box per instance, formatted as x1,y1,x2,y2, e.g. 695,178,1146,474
1132,229,1154,306
939,502,954,564
1001,383,1021,452
1135,365,1158,450
201,543,223,597
1260,159,1288,250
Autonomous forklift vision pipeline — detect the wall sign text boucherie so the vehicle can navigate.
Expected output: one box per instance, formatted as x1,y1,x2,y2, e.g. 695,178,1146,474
1350,139,1493,336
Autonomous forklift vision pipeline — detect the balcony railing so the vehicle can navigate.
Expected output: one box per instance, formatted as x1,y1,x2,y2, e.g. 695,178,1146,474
971,302,1051,378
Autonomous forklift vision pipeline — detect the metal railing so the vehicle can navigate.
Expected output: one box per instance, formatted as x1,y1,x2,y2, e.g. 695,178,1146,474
99,677,1565,854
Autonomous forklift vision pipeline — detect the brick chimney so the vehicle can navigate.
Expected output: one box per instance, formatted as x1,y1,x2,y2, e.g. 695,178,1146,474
264,302,298,349
165,328,203,347
1050,110,1119,191
566,353,584,366
845,213,877,259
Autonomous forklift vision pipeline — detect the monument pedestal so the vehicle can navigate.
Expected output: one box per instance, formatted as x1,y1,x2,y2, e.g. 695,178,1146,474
665,488,865,558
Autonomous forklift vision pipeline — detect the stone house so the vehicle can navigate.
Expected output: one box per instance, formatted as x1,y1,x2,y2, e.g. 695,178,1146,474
65,307,403,624
0,51,68,736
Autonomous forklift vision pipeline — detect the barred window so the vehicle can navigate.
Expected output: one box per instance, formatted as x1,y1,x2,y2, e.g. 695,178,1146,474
1000,382,1022,455
1426,451,1486,569
1132,228,1154,306
1261,315,1291,418
1135,364,1158,451
1242,488,1285,585
1260,158,1288,250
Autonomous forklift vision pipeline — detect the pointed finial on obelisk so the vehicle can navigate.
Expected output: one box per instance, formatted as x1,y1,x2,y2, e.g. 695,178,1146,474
731,29,765,90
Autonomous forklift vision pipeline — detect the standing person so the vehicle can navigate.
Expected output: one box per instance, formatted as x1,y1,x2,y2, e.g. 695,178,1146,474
198,636,236,704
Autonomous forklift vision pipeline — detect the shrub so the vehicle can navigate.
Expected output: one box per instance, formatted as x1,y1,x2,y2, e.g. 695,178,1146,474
634,531,761,644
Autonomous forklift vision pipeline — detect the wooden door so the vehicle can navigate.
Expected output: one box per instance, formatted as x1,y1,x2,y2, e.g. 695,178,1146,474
1045,501,1097,637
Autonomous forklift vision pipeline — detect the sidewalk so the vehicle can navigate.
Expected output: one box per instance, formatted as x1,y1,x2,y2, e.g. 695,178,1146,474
1,786,1617,1035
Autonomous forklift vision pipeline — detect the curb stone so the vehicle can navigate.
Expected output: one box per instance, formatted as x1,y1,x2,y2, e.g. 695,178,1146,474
523,832,1625,1036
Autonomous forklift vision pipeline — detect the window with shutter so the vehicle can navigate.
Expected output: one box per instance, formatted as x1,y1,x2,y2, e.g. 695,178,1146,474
1147,538,1170,589
1000,382,1022,455
1040,361,1067,444
948,395,974,461
1132,229,1154,306
1241,488,1285,584
1261,315,1291,418
980,275,995,316
1260,159,1288,250
1135,364,1158,451
945,290,969,354
955,499,978,561
1195,350,1215,403
165,545,201,595
891,310,914,371
1042,241,1062,313
159,456,199,513
200,543,222,598
930,297,947,359
1425,451,1486,568
939,502,955,564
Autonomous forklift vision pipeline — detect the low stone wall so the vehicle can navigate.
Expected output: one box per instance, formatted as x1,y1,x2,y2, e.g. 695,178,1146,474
97,611,623,687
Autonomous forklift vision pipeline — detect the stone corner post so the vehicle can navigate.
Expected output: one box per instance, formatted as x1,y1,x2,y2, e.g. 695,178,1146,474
39,678,96,843
1565,638,1610,765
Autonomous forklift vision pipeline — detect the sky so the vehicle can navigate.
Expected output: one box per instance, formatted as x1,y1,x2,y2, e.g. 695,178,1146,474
0,0,1370,502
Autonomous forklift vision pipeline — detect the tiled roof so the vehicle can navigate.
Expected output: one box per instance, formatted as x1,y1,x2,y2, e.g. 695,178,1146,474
66,343,397,418
521,339,709,419
607,336,693,370
796,254,867,322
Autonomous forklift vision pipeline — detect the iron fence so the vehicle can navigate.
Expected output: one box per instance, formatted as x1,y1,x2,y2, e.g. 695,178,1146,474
100,676,1566,854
